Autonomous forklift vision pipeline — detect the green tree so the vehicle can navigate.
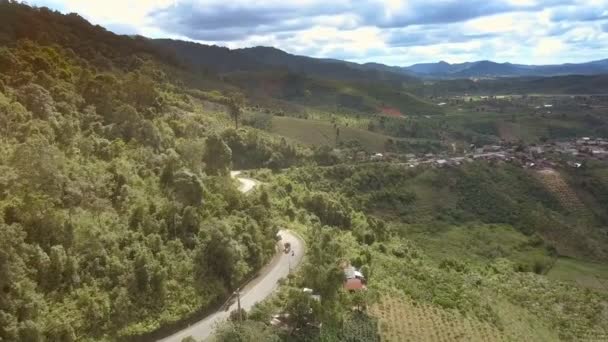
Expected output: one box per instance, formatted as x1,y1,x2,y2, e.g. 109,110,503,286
228,98,243,130
173,170,204,206
203,135,232,176
211,321,280,342
48,245,67,290
18,320,42,342
301,227,345,301
194,222,248,289
17,83,55,119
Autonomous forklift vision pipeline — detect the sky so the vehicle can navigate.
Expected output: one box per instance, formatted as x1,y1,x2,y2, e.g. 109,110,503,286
27,0,608,66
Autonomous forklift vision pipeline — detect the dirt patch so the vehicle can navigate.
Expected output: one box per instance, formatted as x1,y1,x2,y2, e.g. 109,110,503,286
379,106,404,117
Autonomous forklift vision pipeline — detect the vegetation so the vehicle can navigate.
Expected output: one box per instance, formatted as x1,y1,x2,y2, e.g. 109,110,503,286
2,2,608,342
0,2,306,341
209,159,605,341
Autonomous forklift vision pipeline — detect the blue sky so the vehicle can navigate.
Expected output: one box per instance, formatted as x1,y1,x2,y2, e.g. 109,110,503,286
27,0,608,66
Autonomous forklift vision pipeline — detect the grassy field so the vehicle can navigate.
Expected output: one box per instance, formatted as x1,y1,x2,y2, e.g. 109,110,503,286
401,224,555,271
271,116,388,151
270,116,440,152
547,257,608,293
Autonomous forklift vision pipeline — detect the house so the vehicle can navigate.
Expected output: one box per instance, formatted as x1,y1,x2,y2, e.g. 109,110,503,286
371,153,384,161
592,150,608,159
344,278,366,292
529,146,543,155
302,288,321,301
344,266,365,280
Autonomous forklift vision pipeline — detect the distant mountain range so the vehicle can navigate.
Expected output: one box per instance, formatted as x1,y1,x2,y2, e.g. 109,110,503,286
152,39,419,84
403,59,608,78
153,39,608,81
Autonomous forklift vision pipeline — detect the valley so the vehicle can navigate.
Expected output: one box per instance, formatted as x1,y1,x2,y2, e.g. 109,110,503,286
1,2,608,342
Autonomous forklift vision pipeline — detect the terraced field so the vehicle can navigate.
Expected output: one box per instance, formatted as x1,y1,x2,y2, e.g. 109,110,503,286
371,296,509,342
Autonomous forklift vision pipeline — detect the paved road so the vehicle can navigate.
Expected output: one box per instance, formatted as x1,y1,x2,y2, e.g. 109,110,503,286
158,231,304,342
230,171,258,193
158,173,304,342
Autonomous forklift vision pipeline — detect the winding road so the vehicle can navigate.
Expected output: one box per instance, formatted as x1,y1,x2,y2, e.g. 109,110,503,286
158,172,305,342
230,171,258,193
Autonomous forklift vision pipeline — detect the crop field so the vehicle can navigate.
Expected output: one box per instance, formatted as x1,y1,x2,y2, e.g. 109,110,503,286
271,116,438,153
371,296,509,342
271,116,389,151
547,257,608,293
536,169,591,218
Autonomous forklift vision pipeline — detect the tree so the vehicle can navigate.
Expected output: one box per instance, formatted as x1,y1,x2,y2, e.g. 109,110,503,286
228,98,243,130
211,321,280,342
172,170,204,206
313,145,339,166
194,222,249,289
123,71,157,110
18,320,42,342
133,250,151,292
301,227,345,301
48,245,67,290
284,289,319,331
203,135,232,176
17,83,55,119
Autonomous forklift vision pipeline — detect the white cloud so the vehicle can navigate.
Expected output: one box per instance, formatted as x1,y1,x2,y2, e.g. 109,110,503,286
25,0,608,65
534,37,565,61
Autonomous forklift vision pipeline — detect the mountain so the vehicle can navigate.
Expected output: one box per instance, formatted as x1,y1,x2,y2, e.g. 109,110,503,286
152,39,608,81
152,39,438,116
404,59,608,78
153,39,419,84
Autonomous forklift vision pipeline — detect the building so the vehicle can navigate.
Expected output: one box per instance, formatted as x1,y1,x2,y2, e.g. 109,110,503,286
344,278,366,292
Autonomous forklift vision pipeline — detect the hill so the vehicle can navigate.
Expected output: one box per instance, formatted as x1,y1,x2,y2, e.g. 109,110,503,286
405,59,608,78
240,161,608,341
153,39,419,84
412,74,608,96
0,2,307,341
152,40,442,118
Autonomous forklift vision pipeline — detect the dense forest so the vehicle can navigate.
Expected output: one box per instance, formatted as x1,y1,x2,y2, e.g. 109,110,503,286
2,2,608,342
0,1,307,341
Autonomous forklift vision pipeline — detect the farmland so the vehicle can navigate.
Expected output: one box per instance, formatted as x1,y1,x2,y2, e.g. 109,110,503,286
547,257,608,293
371,295,559,342
269,116,442,153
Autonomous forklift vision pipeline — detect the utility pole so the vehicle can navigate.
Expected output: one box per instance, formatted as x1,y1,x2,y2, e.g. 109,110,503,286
236,287,242,322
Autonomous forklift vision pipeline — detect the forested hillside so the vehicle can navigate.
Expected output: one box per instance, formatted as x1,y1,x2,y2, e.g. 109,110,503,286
2,2,608,342
0,1,305,340
153,39,441,118
239,162,608,341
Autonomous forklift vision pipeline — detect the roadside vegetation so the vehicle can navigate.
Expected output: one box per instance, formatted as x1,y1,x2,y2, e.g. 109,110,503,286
2,3,608,342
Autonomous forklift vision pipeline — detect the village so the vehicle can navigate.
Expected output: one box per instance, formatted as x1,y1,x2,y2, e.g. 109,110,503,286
363,136,608,170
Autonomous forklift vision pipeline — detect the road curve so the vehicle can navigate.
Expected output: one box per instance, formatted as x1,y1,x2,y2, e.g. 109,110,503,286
158,172,304,342
158,230,304,342
230,171,258,194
